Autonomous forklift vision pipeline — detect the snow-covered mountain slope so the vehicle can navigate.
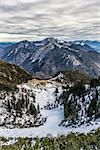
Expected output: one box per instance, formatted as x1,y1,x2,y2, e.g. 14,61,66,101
0,80,63,128
1,38,100,78
0,42,15,58
61,88,100,127
0,78,100,138
84,40,100,53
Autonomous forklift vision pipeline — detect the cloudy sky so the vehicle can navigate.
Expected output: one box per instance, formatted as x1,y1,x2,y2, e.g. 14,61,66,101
0,0,100,42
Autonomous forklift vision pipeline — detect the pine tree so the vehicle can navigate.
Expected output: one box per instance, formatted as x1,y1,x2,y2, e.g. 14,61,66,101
37,103,40,114
28,103,37,116
7,99,11,112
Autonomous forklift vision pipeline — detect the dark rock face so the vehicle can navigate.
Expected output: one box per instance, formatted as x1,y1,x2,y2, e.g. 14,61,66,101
1,38,100,79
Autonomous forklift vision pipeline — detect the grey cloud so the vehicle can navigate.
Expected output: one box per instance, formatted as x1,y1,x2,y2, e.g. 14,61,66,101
0,0,100,41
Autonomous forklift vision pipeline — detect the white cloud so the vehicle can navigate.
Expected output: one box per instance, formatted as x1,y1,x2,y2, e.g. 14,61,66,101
0,0,100,41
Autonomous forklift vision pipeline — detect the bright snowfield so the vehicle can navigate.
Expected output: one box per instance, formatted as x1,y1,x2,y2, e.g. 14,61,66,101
0,79,100,138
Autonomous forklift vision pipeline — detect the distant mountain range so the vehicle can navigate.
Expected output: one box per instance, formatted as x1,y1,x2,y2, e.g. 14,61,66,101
73,40,100,53
84,40,100,52
0,42,15,58
0,38,100,78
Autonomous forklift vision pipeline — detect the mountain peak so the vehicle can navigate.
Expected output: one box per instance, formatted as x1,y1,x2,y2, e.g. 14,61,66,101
1,38,100,78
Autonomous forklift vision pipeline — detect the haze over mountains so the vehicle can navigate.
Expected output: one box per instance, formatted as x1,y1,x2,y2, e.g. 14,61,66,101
0,38,100,79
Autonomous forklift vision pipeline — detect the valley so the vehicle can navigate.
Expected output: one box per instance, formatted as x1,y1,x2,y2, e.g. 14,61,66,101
0,39,100,149
0,0,100,148
0,75,100,136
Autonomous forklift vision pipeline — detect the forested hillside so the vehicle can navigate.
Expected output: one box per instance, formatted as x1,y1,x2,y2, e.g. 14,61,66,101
0,61,32,91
